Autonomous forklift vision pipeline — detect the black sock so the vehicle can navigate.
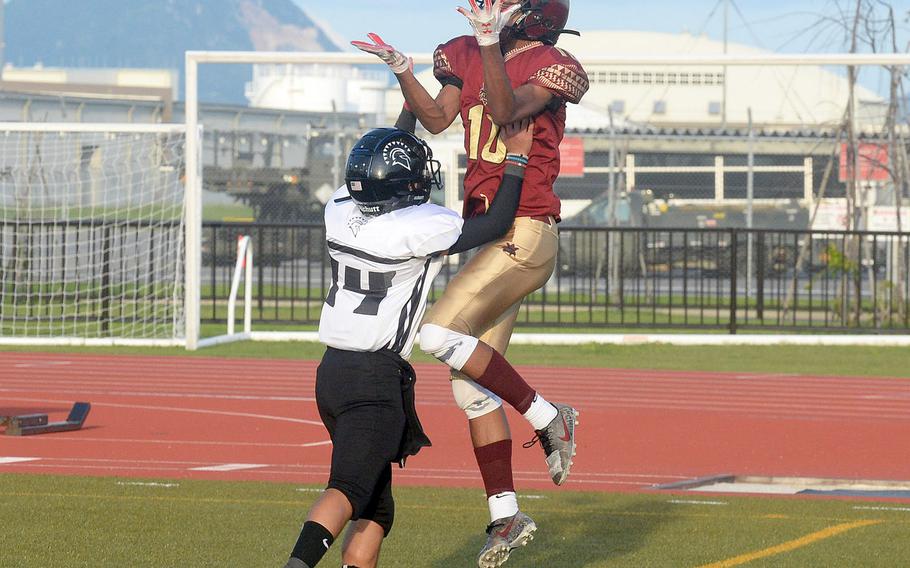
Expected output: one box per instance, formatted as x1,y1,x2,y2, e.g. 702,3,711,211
290,521,334,567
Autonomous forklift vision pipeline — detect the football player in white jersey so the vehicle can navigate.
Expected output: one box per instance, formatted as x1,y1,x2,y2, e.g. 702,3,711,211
285,122,537,568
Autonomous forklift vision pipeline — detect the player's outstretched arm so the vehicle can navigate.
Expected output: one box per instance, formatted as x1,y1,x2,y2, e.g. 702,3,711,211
352,33,460,135
396,75,461,134
447,119,533,254
457,0,554,125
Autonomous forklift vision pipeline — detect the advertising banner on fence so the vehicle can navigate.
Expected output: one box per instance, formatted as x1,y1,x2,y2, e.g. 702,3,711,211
811,200,909,232
868,206,910,232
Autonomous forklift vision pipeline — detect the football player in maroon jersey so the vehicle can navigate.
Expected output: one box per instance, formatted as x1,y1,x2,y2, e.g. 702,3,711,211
353,2,588,565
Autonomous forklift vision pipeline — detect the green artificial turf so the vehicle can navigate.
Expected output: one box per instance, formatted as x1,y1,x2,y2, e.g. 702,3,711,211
0,474,907,567
3,340,908,378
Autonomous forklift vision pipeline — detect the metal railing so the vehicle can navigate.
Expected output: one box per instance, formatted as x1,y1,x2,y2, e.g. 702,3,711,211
202,222,910,334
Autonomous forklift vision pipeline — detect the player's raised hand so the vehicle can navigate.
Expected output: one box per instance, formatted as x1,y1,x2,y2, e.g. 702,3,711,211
351,33,411,74
457,0,521,47
501,117,534,156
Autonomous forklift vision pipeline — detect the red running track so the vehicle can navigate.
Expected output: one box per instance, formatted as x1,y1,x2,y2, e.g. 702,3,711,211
1,352,909,494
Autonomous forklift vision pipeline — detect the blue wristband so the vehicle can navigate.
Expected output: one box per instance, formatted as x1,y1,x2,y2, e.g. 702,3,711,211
505,153,529,167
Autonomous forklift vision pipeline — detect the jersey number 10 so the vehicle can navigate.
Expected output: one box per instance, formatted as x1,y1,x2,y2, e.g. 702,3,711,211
467,104,507,164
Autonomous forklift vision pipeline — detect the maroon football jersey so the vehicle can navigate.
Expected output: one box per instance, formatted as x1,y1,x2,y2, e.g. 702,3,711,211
434,35,588,220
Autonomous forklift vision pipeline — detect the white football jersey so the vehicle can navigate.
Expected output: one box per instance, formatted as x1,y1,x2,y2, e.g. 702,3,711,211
318,186,464,358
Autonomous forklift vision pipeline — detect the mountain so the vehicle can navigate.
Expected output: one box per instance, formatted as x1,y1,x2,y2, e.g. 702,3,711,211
3,0,342,103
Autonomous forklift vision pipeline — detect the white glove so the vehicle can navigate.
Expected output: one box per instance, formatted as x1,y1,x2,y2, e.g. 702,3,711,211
456,0,521,47
351,33,411,75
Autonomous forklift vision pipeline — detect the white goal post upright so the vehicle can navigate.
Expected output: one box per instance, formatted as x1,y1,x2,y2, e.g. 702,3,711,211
183,51,910,348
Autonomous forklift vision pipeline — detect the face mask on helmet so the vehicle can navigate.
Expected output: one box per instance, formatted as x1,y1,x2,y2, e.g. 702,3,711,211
505,0,579,45
344,128,443,217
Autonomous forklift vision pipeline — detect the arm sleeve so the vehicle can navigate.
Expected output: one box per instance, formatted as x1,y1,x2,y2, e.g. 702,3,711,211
433,40,464,90
448,165,525,255
395,107,418,133
527,49,589,105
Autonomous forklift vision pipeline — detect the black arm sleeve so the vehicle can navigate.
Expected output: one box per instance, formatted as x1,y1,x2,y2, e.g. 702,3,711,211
395,107,418,134
448,164,525,255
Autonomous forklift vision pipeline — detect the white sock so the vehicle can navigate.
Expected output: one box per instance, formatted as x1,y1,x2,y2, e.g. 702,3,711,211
488,491,519,522
523,393,558,430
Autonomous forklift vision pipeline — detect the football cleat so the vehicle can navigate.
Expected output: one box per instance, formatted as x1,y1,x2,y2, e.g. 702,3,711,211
283,558,310,568
477,511,537,568
523,403,578,485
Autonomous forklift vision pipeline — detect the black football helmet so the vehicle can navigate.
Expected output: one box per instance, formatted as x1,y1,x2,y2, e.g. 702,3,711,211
505,0,579,45
344,128,443,216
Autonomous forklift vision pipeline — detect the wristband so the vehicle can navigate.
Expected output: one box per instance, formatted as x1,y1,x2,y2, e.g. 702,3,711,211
505,153,529,168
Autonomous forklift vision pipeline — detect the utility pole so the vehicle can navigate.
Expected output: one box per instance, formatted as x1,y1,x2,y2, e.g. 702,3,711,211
721,0,728,127
0,0,5,75
607,107,617,227
746,108,754,302
331,99,342,191
607,106,620,304
845,0,868,325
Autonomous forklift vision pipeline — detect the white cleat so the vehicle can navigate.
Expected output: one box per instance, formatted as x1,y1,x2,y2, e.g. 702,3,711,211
524,403,578,486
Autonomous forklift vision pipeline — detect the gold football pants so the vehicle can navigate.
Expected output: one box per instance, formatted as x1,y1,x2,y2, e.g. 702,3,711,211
423,216,558,419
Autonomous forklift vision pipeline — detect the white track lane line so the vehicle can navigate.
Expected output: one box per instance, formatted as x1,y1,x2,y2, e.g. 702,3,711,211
0,457,41,464
20,437,332,449
0,397,324,426
0,388,317,402
8,374,909,399
6,453,682,484
189,463,269,472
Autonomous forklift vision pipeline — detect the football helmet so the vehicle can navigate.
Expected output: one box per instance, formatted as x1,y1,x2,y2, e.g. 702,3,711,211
505,0,579,45
344,128,443,216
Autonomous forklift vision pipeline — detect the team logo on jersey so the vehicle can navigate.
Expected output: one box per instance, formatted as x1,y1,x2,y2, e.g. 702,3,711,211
383,140,412,171
348,214,369,237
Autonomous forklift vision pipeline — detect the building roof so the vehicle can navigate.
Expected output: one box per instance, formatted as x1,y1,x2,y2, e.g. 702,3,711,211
556,31,884,130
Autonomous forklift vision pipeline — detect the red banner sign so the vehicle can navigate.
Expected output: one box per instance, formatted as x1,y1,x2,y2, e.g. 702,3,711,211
559,137,585,177
839,143,889,182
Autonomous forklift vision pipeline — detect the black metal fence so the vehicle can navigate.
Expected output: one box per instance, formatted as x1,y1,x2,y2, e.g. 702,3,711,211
202,222,910,334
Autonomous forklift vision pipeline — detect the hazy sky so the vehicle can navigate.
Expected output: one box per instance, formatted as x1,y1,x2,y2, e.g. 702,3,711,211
299,0,910,55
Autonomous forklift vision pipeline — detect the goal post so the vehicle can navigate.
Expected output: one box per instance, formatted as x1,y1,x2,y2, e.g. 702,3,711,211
0,122,196,347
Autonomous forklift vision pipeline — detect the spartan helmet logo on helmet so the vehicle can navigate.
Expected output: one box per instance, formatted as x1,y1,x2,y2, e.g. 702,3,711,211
384,141,413,171
345,128,442,216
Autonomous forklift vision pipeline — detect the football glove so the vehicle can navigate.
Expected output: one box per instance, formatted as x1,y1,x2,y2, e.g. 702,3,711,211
351,33,411,74
456,0,521,47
